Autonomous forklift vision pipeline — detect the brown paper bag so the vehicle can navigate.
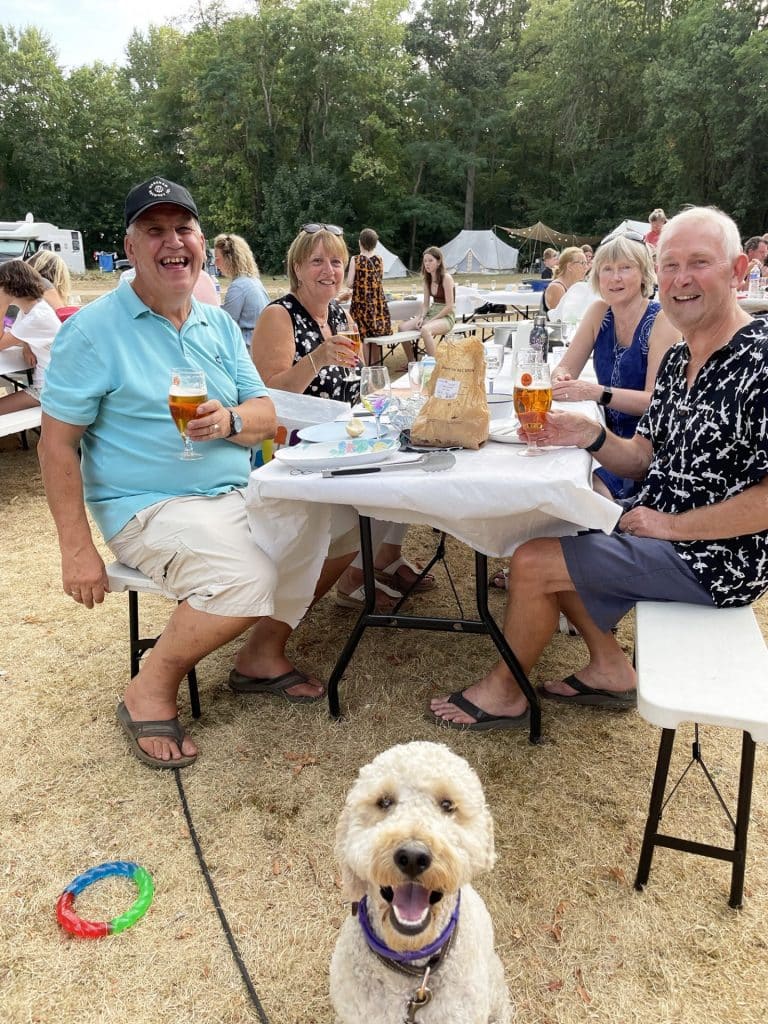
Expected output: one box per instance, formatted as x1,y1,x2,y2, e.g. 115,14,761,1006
410,337,490,449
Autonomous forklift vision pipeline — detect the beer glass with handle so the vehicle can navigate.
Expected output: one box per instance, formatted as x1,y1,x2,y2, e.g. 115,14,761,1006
169,368,207,460
513,350,551,457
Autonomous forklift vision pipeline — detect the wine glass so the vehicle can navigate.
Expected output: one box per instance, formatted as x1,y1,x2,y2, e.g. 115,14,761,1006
483,341,504,394
513,351,551,458
359,366,392,440
336,325,362,383
169,368,207,460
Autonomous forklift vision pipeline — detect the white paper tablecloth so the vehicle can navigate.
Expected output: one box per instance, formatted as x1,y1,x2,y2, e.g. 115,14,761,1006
246,400,620,627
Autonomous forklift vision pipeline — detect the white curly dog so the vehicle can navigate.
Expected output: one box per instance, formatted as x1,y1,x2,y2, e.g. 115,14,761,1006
331,741,512,1023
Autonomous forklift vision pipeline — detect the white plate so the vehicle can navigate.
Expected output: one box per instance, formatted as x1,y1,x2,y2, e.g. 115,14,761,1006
297,421,376,443
488,419,524,444
273,437,400,471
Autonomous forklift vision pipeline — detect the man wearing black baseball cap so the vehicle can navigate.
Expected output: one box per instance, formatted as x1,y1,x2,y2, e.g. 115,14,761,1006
124,176,199,228
39,176,331,769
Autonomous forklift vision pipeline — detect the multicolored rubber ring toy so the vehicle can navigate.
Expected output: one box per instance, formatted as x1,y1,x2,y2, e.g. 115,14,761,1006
56,861,154,939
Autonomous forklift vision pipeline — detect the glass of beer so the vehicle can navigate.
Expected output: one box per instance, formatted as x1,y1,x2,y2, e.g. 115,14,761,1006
336,324,363,383
168,368,207,460
513,350,551,457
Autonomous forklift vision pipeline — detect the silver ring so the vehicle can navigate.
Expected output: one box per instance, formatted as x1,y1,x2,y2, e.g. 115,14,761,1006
565,391,569,399
213,423,219,432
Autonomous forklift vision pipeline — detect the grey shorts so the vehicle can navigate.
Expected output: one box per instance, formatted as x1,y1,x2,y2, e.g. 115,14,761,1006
560,531,715,632
108,490,278,619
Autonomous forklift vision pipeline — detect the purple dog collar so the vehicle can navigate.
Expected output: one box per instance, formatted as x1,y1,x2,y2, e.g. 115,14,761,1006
357,892,460,963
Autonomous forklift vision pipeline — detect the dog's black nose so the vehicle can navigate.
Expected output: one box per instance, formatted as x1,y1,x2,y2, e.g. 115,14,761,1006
394,843,432,878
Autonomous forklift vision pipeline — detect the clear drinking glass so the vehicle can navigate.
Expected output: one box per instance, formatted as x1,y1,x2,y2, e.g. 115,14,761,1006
513,351,551,458
169,368,207,460
483,342,504,394
359,366,392,440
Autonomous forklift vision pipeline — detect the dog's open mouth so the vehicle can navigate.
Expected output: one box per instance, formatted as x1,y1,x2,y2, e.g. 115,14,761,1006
380,884,443,935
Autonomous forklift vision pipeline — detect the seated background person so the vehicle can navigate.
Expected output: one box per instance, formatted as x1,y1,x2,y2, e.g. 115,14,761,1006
27,250,77,317
39,178,348,770
540,248,559,279
399,246,455,357
430,206,768,730
0,260,61,414
214,232,270,349
542,247,588,317
551,235,679,498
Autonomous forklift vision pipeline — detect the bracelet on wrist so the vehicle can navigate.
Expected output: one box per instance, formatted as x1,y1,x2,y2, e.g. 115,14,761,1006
308,351,318,374
584,424,607,453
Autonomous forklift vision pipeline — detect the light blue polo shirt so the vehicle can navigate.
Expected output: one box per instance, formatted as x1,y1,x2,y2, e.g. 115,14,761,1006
42,283,269,541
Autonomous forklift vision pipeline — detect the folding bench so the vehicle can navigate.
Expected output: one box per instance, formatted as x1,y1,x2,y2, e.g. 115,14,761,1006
634,601,768,908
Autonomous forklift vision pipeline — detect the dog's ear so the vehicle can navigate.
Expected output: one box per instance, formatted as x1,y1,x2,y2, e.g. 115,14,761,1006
334,804,367,901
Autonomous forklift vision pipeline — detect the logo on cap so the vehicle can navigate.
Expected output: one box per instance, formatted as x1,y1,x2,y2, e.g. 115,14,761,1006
147,179,172,198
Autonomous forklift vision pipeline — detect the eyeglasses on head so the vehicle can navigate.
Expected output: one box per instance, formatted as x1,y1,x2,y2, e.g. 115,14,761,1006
301,223,344,236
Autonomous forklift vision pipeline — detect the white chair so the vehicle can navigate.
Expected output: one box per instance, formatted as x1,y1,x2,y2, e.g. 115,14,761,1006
634,601,768,908
106,562,201,718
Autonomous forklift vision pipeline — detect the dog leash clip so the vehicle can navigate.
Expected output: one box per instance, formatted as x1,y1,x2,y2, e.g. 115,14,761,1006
404,966,432,1022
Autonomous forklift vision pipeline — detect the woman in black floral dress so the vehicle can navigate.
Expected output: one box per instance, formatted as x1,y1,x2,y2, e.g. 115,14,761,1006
252,224,436,611
253,224,359,403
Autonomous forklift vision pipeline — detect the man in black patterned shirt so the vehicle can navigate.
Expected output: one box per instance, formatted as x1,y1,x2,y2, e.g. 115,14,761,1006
430,206,768,730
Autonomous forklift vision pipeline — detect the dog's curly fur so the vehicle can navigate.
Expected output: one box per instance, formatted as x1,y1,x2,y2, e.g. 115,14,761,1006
331,741,512,1023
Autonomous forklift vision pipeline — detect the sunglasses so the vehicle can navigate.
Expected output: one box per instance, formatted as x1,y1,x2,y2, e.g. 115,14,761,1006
301,223,344,236
622,231,647,244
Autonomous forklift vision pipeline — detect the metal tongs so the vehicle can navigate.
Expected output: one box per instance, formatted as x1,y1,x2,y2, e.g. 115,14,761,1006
321,452,456,478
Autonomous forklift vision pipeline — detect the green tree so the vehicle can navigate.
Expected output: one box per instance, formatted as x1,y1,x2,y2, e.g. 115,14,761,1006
639,0,768,230
0,26,71,219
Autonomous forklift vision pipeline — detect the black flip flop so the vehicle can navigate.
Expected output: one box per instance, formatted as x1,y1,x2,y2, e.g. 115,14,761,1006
428,690,530,732
538,674,636,709
228,668,325,704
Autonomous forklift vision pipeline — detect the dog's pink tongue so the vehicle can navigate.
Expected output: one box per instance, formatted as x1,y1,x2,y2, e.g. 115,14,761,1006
392,883,430,923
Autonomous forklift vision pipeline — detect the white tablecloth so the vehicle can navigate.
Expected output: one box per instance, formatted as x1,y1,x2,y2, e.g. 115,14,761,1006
246,401,620,627
454,288,542,317
738,295,768,314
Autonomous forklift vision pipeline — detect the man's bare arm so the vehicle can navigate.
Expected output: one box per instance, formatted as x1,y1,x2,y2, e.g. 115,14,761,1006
38,414,108,608
536,411,653,481
622,475,768,541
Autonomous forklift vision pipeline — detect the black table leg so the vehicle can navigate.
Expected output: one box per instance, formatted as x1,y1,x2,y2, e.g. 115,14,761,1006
325,517,541,743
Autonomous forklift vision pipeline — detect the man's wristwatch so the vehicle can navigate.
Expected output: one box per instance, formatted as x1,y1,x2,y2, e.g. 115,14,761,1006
598,387,613,406
227,409,243,438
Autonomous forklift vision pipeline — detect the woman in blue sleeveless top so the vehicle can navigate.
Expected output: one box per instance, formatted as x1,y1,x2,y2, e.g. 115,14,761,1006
550,235,680,498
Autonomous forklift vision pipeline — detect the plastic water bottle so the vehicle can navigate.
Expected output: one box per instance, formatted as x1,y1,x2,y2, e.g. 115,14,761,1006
749,265,761,297
529,313,549,361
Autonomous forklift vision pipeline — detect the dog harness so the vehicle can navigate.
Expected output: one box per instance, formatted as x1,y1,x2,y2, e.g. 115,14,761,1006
355,893,461,1021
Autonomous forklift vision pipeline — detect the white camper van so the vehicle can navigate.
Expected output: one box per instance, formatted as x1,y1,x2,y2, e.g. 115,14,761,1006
0,214,86,273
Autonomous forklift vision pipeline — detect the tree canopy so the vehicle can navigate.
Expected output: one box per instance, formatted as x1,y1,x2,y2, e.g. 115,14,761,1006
0,0,766,269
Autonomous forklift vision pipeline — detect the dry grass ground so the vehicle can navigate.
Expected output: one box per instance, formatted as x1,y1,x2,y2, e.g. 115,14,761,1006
3,277,767,1022
2,434,768,1024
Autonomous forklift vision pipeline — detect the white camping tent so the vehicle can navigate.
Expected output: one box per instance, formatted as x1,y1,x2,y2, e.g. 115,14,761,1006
440,230,518,273
601,219,650,243
374,241,408,278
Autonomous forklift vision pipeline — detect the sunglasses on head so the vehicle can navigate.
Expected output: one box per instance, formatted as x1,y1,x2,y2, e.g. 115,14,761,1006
622,231,647,245
301,223,344,236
